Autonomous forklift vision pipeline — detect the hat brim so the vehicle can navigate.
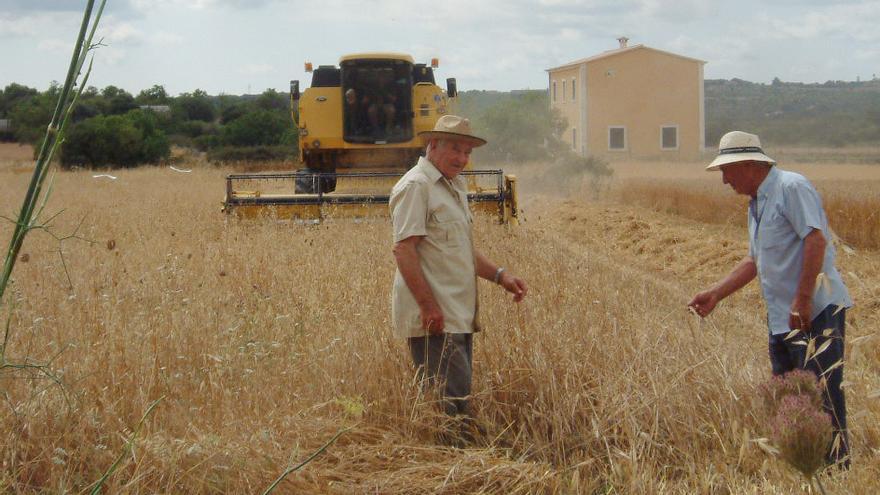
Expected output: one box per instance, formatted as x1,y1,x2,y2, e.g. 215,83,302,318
706,152,775,171
418,130,487,147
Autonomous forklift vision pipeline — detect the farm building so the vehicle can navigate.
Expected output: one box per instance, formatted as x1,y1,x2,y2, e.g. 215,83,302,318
547,38,705,160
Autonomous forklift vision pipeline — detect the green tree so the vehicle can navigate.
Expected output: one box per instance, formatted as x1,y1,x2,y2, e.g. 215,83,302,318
135,84,169,105
61,109,170,168
255,88,286,111
172,89,215,123
471,91,568,163
8,84,60,144
0,83,38,116
100,85,137,115
220,101,251,124
221,109,289,146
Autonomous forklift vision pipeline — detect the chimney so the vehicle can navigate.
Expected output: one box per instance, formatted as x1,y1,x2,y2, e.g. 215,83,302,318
617,37,629,49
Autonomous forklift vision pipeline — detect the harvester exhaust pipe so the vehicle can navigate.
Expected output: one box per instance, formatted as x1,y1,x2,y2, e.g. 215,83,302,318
446,78,457,98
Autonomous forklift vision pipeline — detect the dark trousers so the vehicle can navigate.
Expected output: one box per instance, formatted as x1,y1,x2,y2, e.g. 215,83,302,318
768,304,849,464
408,333,473,417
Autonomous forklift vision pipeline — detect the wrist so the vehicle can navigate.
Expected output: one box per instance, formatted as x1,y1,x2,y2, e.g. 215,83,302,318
493,267,505,284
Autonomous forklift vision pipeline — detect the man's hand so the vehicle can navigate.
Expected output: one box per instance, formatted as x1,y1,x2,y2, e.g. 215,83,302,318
420,302,445,335
499,272,528,302
789,296,812,332
688,290,719,318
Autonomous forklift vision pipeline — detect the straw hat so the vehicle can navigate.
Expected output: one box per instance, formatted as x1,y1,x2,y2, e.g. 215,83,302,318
706,131,776,171
418,115,487,147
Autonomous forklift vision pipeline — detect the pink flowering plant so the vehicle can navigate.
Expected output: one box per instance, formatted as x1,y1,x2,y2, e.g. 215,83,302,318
760,370,833,494
758,369,824,417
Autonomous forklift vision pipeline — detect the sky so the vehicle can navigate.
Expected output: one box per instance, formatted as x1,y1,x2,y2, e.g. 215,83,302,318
1,0,879,96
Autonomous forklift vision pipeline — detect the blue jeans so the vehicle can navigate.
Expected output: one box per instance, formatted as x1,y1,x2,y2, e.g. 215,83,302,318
768,304,849,465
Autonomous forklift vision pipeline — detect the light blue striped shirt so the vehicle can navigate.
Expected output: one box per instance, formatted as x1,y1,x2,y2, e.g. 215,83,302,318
748,167,852,334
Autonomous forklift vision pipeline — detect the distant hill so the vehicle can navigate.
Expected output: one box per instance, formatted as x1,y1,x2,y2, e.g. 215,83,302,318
456,79,880,148
705,78,880,147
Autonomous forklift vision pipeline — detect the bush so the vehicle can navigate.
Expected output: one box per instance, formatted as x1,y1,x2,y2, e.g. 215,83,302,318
60,109,170,168
8,87,58,144
174,119,217,139
206,145,294,163
467,90,568,164
220,109,290,147
171,89,215,123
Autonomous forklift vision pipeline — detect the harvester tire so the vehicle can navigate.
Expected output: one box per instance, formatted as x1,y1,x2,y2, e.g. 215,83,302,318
294,168,337,194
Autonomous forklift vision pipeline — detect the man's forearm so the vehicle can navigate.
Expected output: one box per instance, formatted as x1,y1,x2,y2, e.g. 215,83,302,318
393,241,438,308
711,256,757,300
796,229,826,301
474,250,500,282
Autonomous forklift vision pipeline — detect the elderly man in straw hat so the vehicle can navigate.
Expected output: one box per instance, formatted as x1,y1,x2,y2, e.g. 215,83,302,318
689,131,852,467
390,115,528,431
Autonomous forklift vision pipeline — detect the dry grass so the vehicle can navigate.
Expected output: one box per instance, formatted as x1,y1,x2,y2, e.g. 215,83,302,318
608,160,880,251
1,149,879,493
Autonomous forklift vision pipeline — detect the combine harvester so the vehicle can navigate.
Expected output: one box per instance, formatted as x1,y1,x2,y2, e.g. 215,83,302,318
223,53,518,224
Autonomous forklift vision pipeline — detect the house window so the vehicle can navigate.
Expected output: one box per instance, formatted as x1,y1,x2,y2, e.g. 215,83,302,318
571,78,576,100
661,125,679,150
562,80,566,102
608,126,626,151
552,80,557,102
572,128,577,151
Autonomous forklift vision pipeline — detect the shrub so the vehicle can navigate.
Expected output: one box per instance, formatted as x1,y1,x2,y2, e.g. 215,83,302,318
171,89,215,123
60,109,170,168
206,144,294,163
220,109,290,147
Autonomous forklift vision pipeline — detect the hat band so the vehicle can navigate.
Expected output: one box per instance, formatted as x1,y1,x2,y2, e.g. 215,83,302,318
719,146,764,155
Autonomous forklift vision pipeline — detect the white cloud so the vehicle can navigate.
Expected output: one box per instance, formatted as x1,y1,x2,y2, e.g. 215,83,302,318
98,21,143,44
4,0,879,94
0,12,62,37
0,14,36,36
129,0,276,12
759,2,880,42
96,45,128,66
37,38,69,53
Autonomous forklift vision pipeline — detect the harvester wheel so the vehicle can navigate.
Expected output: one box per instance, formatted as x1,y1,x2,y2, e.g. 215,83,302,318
294,168,337,194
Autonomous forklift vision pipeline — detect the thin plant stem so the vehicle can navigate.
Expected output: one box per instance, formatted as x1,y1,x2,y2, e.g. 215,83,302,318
813,474,829,495
261,427,352,495
84,396,164,495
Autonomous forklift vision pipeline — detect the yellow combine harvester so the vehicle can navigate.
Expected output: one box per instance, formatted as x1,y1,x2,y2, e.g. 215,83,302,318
223,53,518,223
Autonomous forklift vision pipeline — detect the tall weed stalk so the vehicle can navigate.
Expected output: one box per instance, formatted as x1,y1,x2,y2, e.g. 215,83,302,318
0,0,107,356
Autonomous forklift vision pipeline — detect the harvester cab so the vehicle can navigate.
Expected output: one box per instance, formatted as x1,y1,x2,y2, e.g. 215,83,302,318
223,53,518,224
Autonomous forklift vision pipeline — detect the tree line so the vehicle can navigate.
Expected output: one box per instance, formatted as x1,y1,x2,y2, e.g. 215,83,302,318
0,83,296,168
3,77,879,169
704,78,880,147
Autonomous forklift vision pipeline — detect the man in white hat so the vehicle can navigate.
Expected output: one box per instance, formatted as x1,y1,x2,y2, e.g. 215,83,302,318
689,131,852,467
390,115,527,433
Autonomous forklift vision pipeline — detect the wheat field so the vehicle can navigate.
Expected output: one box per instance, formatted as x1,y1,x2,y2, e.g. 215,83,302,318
1,145,879,493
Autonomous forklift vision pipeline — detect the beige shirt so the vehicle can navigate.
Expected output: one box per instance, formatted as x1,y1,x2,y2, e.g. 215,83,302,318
390,156,480,339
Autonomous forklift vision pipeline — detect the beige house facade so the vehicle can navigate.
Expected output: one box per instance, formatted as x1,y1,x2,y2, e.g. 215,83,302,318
547,39,705,160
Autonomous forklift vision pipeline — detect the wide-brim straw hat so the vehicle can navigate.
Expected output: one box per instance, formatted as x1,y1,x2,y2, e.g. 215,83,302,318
418,115,487,147
706,131,776,171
